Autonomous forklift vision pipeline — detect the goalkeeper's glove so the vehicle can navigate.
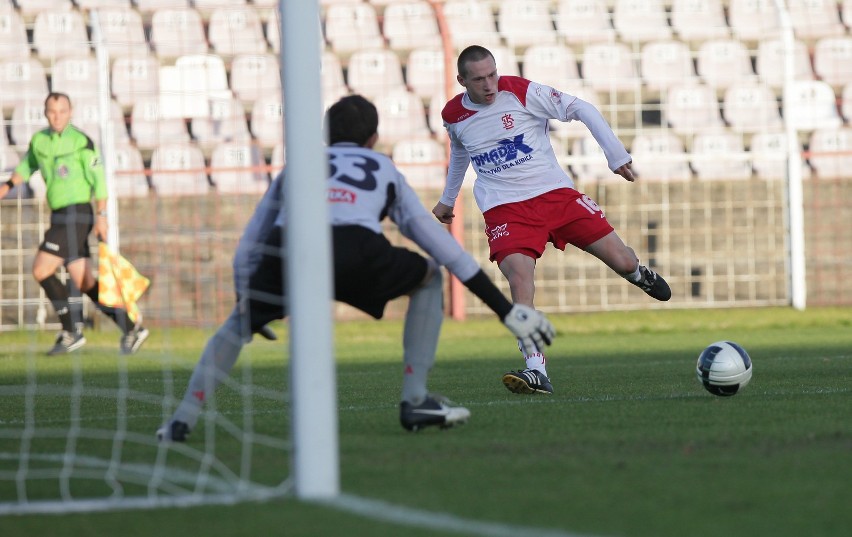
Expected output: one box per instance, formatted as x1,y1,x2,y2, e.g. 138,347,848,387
502,304,556,356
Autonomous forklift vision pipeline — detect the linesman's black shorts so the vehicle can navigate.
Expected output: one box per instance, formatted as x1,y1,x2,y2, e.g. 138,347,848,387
39,203,94,262
245,225,428,332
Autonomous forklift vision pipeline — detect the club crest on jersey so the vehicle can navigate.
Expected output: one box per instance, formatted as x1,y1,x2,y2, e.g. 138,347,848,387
328,187,356,204
487,223,509,241
501,113,514,130
471,134,534,168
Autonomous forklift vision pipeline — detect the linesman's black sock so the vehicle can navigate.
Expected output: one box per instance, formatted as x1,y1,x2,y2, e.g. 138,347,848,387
39,275,76,333
85,283,135,335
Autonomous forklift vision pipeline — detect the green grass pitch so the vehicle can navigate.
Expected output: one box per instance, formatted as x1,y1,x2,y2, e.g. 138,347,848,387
1,306,850,537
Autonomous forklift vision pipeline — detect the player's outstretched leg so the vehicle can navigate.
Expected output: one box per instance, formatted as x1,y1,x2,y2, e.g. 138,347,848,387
629,265,671,301
502,368,554,394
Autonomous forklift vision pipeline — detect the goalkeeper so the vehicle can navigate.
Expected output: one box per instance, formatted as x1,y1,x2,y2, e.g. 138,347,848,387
157,94,555,440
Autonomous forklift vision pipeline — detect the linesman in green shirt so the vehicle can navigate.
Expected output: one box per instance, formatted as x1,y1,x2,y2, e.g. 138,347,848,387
0,92,149,355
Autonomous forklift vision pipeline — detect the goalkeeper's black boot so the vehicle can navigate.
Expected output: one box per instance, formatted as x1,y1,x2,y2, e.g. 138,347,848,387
502,368,553,394
400,394,470,432
156,420,190,442
631,266,672,301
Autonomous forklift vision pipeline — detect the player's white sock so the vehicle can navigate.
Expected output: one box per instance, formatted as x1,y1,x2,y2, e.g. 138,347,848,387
172,306,247,429
401,269,443,405
524,352,548,376
624,265,642,282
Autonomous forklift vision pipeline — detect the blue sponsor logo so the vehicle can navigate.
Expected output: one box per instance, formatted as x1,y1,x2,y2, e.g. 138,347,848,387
471,134,534,168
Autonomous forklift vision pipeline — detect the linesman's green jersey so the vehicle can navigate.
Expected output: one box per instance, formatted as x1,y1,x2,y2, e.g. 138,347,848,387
15,125,107,211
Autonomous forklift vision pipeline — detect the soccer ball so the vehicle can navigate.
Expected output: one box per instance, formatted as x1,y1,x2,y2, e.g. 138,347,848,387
695,341,753,397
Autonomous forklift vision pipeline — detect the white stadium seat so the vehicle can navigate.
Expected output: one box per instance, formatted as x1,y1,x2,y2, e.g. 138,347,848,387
812,37,852,88
750,132,811,181
346,48,407,100
630,131,692,182
320,51,349,105
728,0,780,42
670,0,730,42
112,143,151,198
641,40,698,92
375,88,431,146
130,97,191,150
33,9,90,61
442,0,501,49
842,84,852,123
0,9,31,60
158,54,232,119
135,0,189,14
612,0,672,43
405,47,446,101
382,1,442,53
496,0,558,51
10,103,48,149
250,93,284,149
522,44,582,91
754,37,814,90
190,96,251,150
696,39,755,90
722,82,783,133
392,137,447,188
691,131,752,181
150,7,209,60
0,58,49,113
111,54,161,111
324,3,384,58
149,143,210,196
208,7,268,57
72,97,130,147
570,134,613,184
808,128,852,179
209,141,269,195
95,7,149,57
581,42,640,92
554,0,616,45
664,82,724,135
230,53,282,105
788,0,845,39
51,55,99,104
784,80,843,131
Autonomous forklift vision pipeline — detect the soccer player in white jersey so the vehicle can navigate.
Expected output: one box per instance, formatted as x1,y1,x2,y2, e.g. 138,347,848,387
432,45,671,395
157,95,556,440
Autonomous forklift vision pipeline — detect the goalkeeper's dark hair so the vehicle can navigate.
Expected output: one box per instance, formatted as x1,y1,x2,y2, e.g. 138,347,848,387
325,95,378,146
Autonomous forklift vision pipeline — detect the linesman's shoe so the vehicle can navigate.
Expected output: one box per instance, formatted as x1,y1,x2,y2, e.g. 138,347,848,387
400,394,471,432
502,368,554,394
120,326,150,355
156,420,190,442
631,266,672,301
47,330,87,356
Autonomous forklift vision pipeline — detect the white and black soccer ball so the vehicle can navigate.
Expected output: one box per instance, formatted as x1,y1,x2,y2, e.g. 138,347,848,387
696,341,753,397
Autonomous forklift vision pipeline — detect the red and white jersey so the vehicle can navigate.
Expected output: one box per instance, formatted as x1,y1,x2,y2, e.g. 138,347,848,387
440,75,631,212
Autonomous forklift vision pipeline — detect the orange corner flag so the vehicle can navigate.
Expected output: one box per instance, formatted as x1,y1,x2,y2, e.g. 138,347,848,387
98,243,151,324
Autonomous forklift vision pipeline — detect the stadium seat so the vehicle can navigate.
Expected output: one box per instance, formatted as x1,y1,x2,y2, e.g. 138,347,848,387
263,9,281,52
208,7,268,58
93,7,149,57
72,97,131,147
808,127,852,179
640,40,698,92
375,88,431,146
193,0,247,18
135,0,189,14
784,80,843,131
612,0,672,43
670,0,730,42
521,44,582,90
570,134,614,184
250,93,284,149
844,0,852,29
190,96,251,151
0,9,30,61
209,141,269,195
159,54,232,119
842,84,852,123
754,37,814,90
111,143,151,198
33,9,91,61
51,56,99,104
787,0,845,39
405,47,446,101
324,3,384,58
346,48,407,100
496,0,558,51
149,143,210,196
697,39,755,90
691,131,753,181
0,146,20,178
111,54,161,111
722,82,782,133
728,0,780,42
750,131,811,181
15,0,73,22
0,111,7,147
76,0,132,7
490,46,521,77
230,53,282,106
428,92,447,134
130,97,191,150
320,51,349,105
554,0,616,45
392,137,447,188
10,103,48,150
664,82,724,135
580,42,640,92
442,0,501,49
149,7,209,60
812,37,852,89
382,1,441,53
630,131,692,182
0,58,49,114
